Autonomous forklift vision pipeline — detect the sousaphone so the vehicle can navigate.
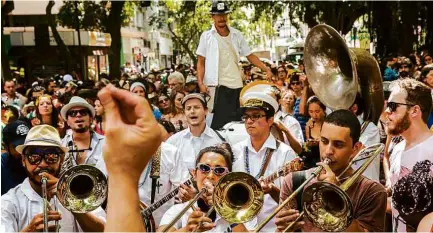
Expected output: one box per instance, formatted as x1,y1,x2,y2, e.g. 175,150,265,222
304,24,384,123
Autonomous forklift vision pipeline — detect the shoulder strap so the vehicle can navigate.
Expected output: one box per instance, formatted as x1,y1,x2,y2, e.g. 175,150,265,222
360,120,370,135
291,170,307,211
258,140,281,177
214,129,226,142
150,146,162,204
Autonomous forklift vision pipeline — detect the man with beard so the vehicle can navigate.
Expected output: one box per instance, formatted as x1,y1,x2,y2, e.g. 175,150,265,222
44,78,58,96
60,96,105,167
1,125,106,232
386,78,433,232
397,59,412,79
165,93,225,201
196,1,272,130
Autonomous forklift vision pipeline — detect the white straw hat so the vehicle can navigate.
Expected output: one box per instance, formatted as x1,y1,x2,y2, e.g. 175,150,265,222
60,96,95,120
16,125,68,154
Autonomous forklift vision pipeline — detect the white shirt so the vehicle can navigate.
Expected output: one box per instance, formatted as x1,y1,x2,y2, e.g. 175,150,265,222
61,130,105,167
1,178,106,232
389,135,433,232
159,201,256,232
274,111,305,145
95,142,184,227
196,24,252,86
232,134,298,232
351,116,381,182
165,125,224,180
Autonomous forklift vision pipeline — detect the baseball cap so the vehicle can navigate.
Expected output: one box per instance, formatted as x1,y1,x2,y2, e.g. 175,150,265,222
2,120,30,148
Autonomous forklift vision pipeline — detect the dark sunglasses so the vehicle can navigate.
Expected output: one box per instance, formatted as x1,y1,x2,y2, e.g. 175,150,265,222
241,114,267,122
24,148,62,165
290,82,301,85
67,109,89,117
386,101,415,112
196,163,228,176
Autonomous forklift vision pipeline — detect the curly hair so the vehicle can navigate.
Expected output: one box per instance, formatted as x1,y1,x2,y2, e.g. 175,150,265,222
195,143,233,172
392,160,433,220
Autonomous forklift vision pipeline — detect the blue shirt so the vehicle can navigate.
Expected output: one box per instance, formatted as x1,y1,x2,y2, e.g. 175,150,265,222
383,67,398,81
1,152,27,195
293,98,310,138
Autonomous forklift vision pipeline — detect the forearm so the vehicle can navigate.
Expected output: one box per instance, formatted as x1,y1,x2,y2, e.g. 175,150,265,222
283,130,302,154
197,56,205,84
246,54,268,72
74,212,105,232
269,186,280,203
105,175,143,232
298,86,310,116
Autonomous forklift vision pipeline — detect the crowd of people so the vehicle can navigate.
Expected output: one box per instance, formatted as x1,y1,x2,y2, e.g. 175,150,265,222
2,1,433,232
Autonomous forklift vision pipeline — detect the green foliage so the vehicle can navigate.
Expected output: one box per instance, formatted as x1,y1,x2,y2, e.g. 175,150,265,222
57,0,136,32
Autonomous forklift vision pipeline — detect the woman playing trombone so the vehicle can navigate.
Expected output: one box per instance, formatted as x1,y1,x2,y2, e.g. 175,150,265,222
157,144,253,232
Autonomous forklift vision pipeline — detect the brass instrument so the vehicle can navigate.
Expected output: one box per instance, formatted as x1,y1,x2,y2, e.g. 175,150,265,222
41,175,49,233
304,24,384,123
161,172,264,232
56,142,107,213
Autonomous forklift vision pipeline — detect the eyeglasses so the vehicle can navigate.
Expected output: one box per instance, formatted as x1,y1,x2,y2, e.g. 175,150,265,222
386,101,415,112
241,114,267,122
196,163,229,176
24,148,63,165
158,98,169,104
67,109,89,117
290,82,301,85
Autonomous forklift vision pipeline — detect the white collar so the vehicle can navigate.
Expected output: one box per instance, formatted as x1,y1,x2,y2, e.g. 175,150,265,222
21,178,43,202
185,125,213,138
247,133,276,153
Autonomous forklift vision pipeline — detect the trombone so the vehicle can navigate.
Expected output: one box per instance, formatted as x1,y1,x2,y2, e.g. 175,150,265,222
161,172,264,232
254,143,384,232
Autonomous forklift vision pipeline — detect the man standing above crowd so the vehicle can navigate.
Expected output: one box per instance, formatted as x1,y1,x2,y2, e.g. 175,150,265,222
196,1,272,130
2,80,27,109
60,96,105,167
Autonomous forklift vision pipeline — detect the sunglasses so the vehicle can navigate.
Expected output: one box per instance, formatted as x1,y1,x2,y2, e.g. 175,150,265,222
290,82,301,85
158,98,169,104
196,163,229,176
67,109,89,117
24,148,62,165
386,101,415,112
241,114,267,122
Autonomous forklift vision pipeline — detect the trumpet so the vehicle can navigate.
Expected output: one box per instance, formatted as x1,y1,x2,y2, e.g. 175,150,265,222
161,172,264,232
41,174,60,233
254,143,384,232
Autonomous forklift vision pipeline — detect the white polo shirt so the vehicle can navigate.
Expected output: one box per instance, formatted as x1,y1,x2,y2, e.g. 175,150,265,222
352,116,381,182
274,110,305,145
165,125,225,180
1,178,106,232
196,24,252,87
232,134,298,232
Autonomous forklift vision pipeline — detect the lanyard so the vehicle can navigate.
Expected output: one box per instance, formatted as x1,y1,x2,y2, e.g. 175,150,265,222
244,146,271,179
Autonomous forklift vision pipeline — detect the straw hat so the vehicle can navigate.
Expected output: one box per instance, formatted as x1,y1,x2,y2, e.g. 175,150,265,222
16,125,68,154
60,96,95,120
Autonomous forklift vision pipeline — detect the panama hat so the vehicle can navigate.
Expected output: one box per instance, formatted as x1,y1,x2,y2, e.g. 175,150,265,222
60,96,95,120
16,125,68,154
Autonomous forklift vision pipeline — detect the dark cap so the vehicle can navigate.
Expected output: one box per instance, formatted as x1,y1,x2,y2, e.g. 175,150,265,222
2,120,30,148
210,1,231,15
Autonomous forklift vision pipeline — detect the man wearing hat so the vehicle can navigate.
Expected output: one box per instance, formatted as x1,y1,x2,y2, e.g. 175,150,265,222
196,1,273,130
2,120,30,195
1,125,106,232
232,81,298,232
60,96,105,169
166,93,226,201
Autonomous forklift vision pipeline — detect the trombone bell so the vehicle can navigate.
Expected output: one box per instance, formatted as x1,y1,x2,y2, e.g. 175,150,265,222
303,182,353,232
213,172,264,224
57,165,107,213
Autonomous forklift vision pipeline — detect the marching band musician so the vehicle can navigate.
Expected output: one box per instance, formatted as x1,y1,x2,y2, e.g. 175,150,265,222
276,110,387,232
232,81,298,232
96,124,184,228
1,125,106,232
157,144,254,232
165,93,226,202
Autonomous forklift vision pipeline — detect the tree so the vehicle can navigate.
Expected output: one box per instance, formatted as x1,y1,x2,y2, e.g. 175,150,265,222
57,0,136,78
1,0,14,81
46,0,73,74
